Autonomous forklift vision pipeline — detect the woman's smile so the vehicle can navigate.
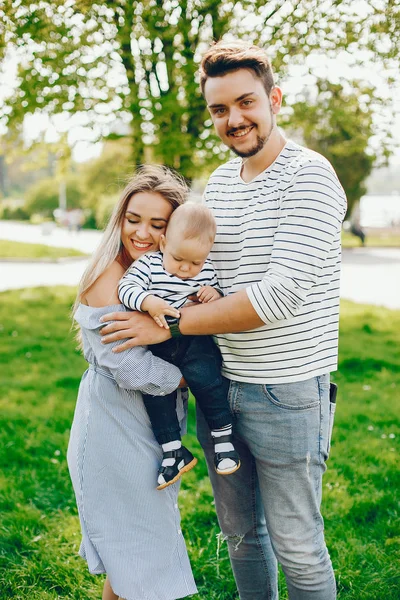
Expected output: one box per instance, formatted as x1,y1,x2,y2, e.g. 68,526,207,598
130,239,154,251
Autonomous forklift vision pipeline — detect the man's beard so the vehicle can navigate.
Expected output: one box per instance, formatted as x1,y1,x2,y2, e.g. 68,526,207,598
228,110,274,158
229,132,267,158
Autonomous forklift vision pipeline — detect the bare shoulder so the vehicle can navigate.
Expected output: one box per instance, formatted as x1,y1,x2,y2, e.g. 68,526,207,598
84,261,126,307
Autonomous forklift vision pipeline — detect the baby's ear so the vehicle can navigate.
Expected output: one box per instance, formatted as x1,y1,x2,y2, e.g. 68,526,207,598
159,234,166,251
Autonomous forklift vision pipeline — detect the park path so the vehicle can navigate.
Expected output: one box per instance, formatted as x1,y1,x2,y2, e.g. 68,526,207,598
1,221,400,309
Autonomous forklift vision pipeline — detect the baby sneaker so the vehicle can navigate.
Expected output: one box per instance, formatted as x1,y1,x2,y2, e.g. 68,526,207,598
156,445,197,490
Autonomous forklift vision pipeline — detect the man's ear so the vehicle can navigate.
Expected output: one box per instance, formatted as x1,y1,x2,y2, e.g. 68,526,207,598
269,86,283,114
159,235,166,252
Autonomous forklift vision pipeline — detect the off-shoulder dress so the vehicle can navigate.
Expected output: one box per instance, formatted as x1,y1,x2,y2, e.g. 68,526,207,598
67,304,197,600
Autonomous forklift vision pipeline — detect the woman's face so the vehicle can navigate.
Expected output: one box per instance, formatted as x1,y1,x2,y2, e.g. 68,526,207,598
121,191,174,262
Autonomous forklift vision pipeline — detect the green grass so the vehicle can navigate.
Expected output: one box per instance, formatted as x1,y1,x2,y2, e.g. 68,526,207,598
342,231,400,248
0,287,399,599
0,239,85,259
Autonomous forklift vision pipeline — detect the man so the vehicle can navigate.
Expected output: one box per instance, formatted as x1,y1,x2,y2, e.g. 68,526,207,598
101,40,347,600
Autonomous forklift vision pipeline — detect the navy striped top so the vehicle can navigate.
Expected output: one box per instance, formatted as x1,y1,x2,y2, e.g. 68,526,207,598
204,140,347,384
119,251,219,311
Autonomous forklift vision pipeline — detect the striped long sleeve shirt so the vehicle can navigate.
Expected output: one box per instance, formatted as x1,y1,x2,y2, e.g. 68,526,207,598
204,140,347,384
118,252,219,312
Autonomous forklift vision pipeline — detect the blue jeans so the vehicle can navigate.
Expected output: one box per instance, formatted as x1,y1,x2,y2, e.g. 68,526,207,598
196,374,337,600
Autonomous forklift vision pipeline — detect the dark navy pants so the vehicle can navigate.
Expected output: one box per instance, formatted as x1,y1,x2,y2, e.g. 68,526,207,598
142,336,231,444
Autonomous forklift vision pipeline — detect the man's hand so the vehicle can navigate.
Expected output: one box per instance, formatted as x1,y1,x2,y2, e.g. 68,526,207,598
141,295,180,329
100,311,171,352
197,285,222,303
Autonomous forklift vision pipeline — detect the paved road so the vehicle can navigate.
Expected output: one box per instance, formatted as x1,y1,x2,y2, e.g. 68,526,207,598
340,247,400,309
0,220,102,253
1,221,400,309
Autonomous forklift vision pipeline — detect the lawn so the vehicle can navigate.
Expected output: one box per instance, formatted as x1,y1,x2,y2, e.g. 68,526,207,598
0,287,399,599
0,239,85,259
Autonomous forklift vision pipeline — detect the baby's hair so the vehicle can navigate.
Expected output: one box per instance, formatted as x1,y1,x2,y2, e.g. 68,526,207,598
166,203,217,245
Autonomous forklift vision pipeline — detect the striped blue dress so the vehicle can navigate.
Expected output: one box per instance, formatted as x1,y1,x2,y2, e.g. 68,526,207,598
67,304,197,600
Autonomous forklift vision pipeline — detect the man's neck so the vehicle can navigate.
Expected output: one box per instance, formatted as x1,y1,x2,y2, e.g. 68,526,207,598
240,130,287,183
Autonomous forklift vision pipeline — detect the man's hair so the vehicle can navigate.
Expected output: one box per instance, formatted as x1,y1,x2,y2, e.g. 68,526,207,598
166,203,217,246
199,40,275,96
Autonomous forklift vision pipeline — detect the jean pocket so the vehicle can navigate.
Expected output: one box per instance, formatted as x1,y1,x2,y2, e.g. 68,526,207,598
327,400,336,456
262,378,321,410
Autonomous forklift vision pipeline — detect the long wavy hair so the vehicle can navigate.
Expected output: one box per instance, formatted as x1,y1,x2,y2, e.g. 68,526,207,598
73,164,188,315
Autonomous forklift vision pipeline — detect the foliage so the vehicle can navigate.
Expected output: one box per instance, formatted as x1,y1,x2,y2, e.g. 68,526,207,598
79,139,132,211
24,173,83,217
0,286,399,598
284,79,381,216
0,204,29,220
0,1,398,182
0,132,54,198
16,140,131,226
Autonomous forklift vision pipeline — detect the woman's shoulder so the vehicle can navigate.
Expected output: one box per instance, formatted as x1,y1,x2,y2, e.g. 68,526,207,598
74,302,126,329
84,260,126,308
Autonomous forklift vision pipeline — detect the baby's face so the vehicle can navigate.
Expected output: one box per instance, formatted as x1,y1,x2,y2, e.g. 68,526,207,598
160,236,212,279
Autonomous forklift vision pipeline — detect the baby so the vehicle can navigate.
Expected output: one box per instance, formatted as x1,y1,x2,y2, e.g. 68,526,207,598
119,203,240,489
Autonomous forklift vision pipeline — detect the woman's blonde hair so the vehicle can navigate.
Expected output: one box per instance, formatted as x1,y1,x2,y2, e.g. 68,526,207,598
73,164,188,314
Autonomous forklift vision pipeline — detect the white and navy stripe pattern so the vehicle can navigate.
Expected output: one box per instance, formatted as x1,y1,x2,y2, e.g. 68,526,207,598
74,304,182,396
119,251,219,311
67,304,197,599
204,140,347,384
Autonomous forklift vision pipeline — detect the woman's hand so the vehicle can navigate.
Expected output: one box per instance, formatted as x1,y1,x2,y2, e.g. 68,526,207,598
100,311,171,352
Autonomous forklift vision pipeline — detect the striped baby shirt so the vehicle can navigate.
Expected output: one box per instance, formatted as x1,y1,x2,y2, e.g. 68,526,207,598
119,251,219,311
204,140,347,384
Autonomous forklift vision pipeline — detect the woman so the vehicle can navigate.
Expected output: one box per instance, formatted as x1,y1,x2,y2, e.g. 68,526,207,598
67,165,198,600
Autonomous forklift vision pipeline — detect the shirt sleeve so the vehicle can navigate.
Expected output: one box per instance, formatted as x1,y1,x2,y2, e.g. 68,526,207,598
88,326,182,395
205,261,223,295
246,161,347,324
118,256,153,311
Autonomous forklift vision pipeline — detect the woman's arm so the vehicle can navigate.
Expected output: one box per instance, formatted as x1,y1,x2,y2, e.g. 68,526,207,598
99,289,264,352
82,260,183,394
94,336,183,395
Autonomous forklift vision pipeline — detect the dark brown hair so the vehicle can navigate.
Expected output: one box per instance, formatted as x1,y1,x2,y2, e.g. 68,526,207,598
199,40,275,96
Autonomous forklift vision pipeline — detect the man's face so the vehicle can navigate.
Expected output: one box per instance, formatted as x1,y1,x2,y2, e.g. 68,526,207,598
204,69,281,158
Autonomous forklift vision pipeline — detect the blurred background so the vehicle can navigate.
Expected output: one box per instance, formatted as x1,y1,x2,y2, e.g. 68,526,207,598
0,2,399,599
0,0,399,232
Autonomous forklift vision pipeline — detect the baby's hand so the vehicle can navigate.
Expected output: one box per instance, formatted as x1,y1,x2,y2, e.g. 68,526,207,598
197,286,222,303
141,296,180,329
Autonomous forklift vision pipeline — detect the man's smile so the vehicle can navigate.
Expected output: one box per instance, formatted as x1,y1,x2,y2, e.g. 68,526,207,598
229,125,254,139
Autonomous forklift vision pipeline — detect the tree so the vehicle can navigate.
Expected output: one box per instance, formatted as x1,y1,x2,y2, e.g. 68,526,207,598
24,173,83,217
284,79,384,216
80,138,132,210
0,0,398,182
79,138,133,226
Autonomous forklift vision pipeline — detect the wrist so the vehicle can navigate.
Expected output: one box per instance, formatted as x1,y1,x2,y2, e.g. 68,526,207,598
141,295,153,311
169,318,182,338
